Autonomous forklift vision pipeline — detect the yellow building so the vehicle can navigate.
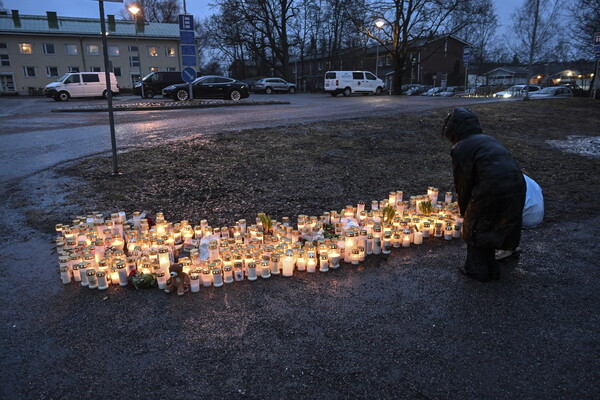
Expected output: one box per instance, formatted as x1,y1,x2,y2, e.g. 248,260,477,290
0,10,182,95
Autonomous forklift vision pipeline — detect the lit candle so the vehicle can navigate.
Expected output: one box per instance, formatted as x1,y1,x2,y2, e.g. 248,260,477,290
201,268,212,287
223,265,234,283
373,226,382,255
282,251,295,277
328,245,341,269
156,272,167,289
351,248,360,265
366,234,373,255
444,225,453,240
445,192,453,204
71,263,81,283
190,272,200,292
402,230,411,247
422,222,431,238
117,263,129,287
296,251,306,271
247,262,258,281
382,234,392,254
79,262,90,287
319,254,329,272
434,223,443,238
270,254,280,275
306,253,317,273
414,231,423,245
59,256,71,284
234,261,244,281
393,232,401,248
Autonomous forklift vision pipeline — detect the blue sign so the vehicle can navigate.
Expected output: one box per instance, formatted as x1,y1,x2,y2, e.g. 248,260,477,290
182,55,196,66
594,32,600,53
181,67,197,83
178,14,194,31
180,31,195,45
181,45,196,56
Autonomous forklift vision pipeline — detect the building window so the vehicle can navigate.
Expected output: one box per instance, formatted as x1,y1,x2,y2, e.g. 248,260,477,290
129,55,140,67
0,54,9,66
108,45,120,56
128,45,138,52
23,66,36,77
0,43,6,49
46,66,59,77
166,47,176,57
43,44,55,55
19,43,33,54
68,66,80,73
89,67,101,72
87,44,100,56
148,46,158,57
113,67,122,76
65,44,79,55
317,62,323,71
166,67,176,72
150,67,159,72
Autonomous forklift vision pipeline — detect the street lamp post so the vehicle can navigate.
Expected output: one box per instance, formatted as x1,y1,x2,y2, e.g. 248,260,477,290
128,4,145,98
374,19,385,77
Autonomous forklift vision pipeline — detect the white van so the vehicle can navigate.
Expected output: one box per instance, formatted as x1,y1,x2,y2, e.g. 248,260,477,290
324,71,384,97
45,72,120,101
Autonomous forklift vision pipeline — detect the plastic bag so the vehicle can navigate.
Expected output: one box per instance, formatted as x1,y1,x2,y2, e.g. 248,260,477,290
522,174,544,228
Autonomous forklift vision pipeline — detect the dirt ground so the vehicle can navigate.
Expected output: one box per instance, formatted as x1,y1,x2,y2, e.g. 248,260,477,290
2,98,600,400
55,98,600,229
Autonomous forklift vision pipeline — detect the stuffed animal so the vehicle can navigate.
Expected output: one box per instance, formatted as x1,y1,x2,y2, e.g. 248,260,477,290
164,263,190,296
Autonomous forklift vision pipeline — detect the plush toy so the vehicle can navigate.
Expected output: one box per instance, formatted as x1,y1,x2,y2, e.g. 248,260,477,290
164,263,190,296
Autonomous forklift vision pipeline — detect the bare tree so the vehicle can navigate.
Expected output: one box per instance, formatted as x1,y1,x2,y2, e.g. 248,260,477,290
570,0,600,56
352,0,490,94
451,0,498,66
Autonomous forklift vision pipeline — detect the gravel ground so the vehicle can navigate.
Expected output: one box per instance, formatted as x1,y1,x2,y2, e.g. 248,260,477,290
1,98,599,399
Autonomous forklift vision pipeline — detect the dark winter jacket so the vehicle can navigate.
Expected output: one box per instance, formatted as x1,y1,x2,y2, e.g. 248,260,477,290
442,108,526,250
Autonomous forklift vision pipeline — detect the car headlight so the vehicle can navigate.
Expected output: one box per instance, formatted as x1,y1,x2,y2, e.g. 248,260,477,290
503,93,511,98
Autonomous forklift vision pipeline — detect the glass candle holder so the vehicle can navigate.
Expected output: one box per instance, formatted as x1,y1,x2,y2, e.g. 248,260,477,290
282,251,295,277
190,272,200,292
306,253,317,273
382,234,392,254
270,254,280,275
414,231,424,245
86,269,97,289
319,254,329,272
59,265,72,284
444,225,454,240
351,248,360,265
402,229,412,247
212,268,224,287
260,260,271,279
373,227,382,255
234,261,244,281
96,271,109,290
201,268,212,287
223,265,234,283
434,223,443,238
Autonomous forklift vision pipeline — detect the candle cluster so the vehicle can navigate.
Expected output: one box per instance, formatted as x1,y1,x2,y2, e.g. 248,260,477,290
55,187,463,292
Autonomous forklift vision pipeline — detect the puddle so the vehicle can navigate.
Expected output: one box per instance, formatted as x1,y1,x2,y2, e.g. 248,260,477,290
547,136,600,158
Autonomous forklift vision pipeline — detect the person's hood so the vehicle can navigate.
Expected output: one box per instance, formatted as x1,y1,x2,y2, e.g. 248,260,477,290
441,107,482,144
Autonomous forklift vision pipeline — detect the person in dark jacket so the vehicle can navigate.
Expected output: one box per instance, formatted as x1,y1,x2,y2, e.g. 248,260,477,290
442,108,526,282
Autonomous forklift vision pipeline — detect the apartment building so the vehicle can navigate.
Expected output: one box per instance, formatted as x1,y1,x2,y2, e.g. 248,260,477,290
0,10,182,95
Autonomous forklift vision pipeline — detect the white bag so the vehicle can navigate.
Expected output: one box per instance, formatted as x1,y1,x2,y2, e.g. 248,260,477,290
522,174,544,228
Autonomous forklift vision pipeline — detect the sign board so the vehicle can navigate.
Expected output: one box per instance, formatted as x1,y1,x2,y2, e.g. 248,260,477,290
594,32,600,54
181,67,197,83
463,46,470,66
178,14,196,67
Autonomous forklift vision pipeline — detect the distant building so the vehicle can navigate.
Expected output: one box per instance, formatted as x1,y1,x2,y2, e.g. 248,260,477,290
0,10,182,95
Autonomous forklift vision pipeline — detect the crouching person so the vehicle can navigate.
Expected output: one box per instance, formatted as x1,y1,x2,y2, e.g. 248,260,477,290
442,108,526,282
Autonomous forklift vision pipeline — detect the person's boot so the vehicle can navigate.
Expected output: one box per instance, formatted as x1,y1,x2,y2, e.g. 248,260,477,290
458,265,490,282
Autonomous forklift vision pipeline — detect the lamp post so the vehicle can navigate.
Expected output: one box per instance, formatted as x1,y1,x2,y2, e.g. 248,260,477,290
374,19,385,77
128,4,145,98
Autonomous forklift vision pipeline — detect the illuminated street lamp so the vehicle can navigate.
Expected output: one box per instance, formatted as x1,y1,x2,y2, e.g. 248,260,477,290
128,3,145,98
374,19,385,76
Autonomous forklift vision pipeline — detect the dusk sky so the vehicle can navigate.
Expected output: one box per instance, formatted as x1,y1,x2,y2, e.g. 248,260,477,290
3,0,523,32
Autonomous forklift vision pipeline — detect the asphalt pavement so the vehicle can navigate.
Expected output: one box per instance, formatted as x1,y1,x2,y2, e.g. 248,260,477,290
0,94,598,399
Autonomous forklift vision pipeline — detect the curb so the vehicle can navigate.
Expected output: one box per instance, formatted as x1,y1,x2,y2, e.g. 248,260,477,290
51,100,290,113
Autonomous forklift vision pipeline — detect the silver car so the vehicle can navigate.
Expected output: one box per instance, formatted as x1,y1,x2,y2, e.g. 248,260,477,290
252,78,297,94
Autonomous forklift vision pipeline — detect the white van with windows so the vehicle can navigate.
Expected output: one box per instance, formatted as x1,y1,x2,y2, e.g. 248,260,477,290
324,71,384,97
44,72,119,101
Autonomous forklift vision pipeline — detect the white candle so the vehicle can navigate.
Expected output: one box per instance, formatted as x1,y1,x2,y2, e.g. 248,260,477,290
60,265,71,284
328,245,341,269
117,264,129,287
247,262,258,281
201,268,212,287
282,251,295,276
351,249,360,265
270,255,280,275
97,271,109,290
234,262,244,281
382,235,392,254
414,231,423,245
156,271,167,289
212,268,224,287
261,260,272,278
223,266,234,283
190,273,200,292
402,229,411,247
86,269,97,289
306,254,317,273
79,262,90,287
444,226,453,240
296,252,306,271
319,254,329,272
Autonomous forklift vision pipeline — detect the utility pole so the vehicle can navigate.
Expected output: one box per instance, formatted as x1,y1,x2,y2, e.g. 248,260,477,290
524,0,540,101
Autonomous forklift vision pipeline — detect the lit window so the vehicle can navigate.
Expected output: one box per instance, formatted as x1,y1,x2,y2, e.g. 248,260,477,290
43,44,55,55
68,66,80,73
65,44,79,55
19,43,33,54
23,66,36,77
0,54,10,66
108,45,120,56
87,44,100,56
148,46,158,57
46,66,59,77
166,47,176,57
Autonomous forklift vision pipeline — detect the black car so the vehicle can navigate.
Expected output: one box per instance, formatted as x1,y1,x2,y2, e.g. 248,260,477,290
162,75,250,101
133,71,184,98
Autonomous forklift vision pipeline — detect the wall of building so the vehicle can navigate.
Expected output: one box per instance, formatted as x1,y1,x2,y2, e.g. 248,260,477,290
0,34,181,95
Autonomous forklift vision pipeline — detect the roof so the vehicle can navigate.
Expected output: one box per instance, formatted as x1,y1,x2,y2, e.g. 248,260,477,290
485,66,530,76
0,13,179,39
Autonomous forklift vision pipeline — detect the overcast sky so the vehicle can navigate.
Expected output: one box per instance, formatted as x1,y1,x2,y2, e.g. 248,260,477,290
3,0,522,31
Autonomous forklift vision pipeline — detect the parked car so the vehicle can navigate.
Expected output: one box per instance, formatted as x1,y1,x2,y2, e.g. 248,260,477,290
133,71,184,98
529,86,573,99
404,84,432,95
493,84,541,98
420,87,444,96
252,78,296,94
45,72,119,101
324,70,384,96
437,86,464,97
162,75,250,101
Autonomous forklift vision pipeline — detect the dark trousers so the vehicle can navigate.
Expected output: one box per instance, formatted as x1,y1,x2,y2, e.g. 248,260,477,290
464,244,500,279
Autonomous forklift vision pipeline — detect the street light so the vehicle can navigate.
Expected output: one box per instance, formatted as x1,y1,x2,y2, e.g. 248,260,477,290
374,19,385,77
128,3,145,98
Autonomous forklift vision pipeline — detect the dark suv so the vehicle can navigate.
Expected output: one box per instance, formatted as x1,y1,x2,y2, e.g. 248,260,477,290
133,71,184,98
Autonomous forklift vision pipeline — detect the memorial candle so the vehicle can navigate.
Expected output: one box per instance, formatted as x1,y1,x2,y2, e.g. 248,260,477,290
117,263,129,287
234,261,244,281
86,269,97,289
319,254,329,272
413,231,423,245
246,262,258,281
306,253,317,273
282,251,295,277
328,245,341,269
402,230,412,247
190,272,201,292
382,234,392,254
96,271,109,290
212,268,224,287
223,265,234,283
201,268,212,287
